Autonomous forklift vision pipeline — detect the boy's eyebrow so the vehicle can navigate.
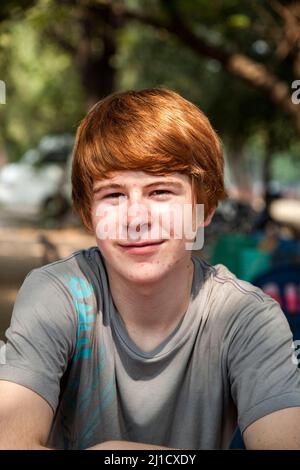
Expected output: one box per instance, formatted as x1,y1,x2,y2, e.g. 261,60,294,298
93,179,184,193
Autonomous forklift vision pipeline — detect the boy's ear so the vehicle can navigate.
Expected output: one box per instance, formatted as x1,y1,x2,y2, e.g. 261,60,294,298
203,207,216,227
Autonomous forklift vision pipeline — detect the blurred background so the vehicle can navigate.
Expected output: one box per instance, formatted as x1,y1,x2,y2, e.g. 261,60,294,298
1,0,300,342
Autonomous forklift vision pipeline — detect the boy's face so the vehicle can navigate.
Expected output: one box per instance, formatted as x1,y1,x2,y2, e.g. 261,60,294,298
91,171,205,285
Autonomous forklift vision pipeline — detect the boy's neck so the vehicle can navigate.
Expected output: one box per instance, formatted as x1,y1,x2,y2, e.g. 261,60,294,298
105,257,194,350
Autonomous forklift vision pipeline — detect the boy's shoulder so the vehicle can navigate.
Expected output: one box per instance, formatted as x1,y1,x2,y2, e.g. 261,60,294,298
30,245,99,278
24,246,102,302
193,255,277,330
195,255,266,302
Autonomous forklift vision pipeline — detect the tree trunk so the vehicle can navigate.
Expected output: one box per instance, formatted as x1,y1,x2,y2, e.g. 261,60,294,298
75,4,120,110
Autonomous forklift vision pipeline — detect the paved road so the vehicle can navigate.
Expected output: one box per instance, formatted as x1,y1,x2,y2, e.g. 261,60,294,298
0,212,95,340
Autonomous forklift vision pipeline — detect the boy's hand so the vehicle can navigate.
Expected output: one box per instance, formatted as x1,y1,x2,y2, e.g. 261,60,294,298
87,440,176,450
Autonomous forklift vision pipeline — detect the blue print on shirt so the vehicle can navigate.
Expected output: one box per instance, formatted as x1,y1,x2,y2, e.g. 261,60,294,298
65,275,94,362
59,274,95,449
60,274,116,449
78,375,115,449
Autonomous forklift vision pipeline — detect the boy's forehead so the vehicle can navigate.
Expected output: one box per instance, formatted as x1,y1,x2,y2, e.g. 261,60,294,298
93,171,190,188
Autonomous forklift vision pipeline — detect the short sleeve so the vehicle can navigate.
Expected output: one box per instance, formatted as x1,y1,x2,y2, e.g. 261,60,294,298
0,268,77,413
227,297,300,434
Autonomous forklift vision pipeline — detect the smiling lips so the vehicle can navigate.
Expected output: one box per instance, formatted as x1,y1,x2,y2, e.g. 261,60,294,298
120,240,165,247
118,240,166,254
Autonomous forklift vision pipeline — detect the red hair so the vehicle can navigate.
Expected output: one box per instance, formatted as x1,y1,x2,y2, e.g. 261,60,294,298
72,87,227,232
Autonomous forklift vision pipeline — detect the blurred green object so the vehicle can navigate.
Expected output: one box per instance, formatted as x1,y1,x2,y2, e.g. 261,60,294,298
210,233,271,281
239,248,271,282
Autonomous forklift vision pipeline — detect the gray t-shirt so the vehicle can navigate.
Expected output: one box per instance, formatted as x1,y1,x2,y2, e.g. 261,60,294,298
0,246,300,450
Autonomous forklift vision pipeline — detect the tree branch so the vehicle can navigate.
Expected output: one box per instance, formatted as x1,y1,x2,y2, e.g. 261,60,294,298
107,0,300,134
267,0,300,77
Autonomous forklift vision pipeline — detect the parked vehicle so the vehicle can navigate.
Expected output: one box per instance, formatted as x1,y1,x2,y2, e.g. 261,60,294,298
0,134,73,221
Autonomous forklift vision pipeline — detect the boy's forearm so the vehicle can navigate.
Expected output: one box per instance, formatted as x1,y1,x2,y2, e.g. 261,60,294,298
86,440,176,450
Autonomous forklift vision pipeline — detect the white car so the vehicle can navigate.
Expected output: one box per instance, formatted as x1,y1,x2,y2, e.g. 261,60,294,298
0,135,73,220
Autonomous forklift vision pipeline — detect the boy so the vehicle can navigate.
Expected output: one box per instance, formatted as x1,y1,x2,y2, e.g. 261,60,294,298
0,87,300,450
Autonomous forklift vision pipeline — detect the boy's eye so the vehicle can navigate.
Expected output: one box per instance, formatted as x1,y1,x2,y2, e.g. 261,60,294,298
103,189,171,199
103,192,125,199
101,190,172,199
151,190,172,196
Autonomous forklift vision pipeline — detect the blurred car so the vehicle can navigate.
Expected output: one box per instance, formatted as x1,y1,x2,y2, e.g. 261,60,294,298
0,134,74,220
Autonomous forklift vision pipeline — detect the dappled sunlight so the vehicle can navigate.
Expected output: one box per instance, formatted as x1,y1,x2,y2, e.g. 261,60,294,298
271,199,300,231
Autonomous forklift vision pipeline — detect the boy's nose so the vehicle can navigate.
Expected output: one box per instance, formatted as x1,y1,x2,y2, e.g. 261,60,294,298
125,201,152,236
126,201,150,222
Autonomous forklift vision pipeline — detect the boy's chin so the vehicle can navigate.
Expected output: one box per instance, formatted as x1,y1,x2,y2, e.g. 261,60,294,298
121,267,166,284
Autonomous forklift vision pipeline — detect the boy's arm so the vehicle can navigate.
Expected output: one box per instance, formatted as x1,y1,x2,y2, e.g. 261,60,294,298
243,407,300,449
0,381,54,450
0,380,175,450
227,296,300,450
0,268,78,450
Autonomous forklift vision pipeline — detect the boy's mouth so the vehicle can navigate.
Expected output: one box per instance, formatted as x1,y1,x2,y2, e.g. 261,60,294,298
119,240,165,247
118,240,166,254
